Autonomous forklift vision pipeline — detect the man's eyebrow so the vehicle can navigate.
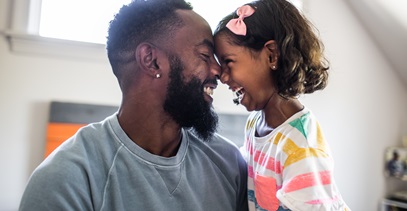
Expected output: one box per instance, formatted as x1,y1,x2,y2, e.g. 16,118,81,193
196,39,214,51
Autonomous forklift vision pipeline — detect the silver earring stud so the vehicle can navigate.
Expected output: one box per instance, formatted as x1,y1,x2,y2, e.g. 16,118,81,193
272,66,276,70
156,73,161,78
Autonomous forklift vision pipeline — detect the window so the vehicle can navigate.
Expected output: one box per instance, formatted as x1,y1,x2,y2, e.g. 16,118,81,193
39,0,130,44
38,0,302,44
4,0,301,59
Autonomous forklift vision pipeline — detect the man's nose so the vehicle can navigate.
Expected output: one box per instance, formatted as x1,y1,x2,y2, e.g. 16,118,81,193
210,59,221,80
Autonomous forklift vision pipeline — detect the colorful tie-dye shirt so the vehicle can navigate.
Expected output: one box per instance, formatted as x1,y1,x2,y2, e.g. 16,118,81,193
242,108,350,211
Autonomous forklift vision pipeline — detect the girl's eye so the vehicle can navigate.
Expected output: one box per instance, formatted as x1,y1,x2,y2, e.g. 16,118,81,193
224,59,232,65
221,59,232,71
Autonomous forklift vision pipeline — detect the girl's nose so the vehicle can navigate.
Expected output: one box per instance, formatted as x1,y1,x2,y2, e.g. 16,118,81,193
220,70,229,84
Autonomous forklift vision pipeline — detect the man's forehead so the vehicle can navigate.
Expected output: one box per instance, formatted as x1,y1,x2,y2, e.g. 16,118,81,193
175,9,205,23
175,10,211,34
197,39,215,51
172,10,214,50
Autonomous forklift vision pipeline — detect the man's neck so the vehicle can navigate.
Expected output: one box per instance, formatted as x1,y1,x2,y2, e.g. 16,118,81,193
117,103,182,157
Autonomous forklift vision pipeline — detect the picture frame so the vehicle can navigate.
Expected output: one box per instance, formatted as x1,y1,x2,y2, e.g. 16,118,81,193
385,146,407,180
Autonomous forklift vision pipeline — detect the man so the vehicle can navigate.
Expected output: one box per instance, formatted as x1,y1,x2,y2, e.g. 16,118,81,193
388,151,405,177
19,0,248,210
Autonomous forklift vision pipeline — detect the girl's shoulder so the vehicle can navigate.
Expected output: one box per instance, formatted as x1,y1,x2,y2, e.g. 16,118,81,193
244,111,262,132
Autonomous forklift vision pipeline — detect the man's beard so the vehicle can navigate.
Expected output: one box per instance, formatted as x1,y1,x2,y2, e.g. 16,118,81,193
163,54,218,141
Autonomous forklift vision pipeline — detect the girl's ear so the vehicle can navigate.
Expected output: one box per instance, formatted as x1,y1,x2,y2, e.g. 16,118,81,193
135,42,161,77
264,40,279,70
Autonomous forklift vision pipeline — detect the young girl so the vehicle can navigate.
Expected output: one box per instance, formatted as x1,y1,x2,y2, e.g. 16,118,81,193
214,0,350,210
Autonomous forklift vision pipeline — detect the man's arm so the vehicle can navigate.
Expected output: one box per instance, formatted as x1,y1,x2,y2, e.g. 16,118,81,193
19,156,93,211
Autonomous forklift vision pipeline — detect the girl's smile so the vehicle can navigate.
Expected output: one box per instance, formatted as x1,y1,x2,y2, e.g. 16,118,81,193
215,33,276,111
233,87,245,105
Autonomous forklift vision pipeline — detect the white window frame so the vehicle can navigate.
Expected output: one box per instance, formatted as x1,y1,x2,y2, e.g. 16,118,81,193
2,0,107,61
1,0,304,61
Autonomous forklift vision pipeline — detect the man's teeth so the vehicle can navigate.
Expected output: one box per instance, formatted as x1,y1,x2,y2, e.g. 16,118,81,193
204,86,214,95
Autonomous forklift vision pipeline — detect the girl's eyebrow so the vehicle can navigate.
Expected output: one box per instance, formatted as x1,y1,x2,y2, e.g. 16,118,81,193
219,52,236,61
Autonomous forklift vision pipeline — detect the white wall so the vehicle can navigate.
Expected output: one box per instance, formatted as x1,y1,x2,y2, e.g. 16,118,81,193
302,0,407,210
1,0,407,210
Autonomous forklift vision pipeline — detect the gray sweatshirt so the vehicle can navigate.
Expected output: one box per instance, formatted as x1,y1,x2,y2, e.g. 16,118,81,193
19,114,248,211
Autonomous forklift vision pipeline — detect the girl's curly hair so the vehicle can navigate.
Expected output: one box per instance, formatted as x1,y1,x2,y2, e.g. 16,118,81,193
215,0,329,98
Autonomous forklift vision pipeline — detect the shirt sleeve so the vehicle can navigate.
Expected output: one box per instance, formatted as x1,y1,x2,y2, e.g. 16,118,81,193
19,152,94,211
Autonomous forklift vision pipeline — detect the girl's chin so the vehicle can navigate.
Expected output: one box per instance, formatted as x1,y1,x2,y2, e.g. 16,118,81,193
239,97,252,111
242,103,254,111
240,97,260,112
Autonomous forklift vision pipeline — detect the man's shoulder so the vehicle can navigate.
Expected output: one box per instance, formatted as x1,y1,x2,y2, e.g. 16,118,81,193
185,129,239,151
40,116,120,176
61,115,119,151
184,129,244,166
50,121,106,156
184,129,246,175
212,132,241,150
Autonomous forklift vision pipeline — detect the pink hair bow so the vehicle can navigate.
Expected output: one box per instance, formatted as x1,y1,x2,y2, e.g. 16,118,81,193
226,5,255,36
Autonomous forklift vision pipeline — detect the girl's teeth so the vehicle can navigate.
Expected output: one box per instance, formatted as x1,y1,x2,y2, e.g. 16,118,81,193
234,87,244,96
233,88,244,105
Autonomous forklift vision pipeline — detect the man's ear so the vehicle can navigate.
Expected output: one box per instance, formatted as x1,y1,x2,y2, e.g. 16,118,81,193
264,40,279,70
135,42,161,77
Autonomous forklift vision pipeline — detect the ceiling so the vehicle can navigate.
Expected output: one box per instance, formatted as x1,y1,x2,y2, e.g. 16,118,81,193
345,0,407,87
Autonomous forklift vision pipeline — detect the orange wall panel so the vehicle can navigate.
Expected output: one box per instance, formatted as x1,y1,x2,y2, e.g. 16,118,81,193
44,123,86,158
